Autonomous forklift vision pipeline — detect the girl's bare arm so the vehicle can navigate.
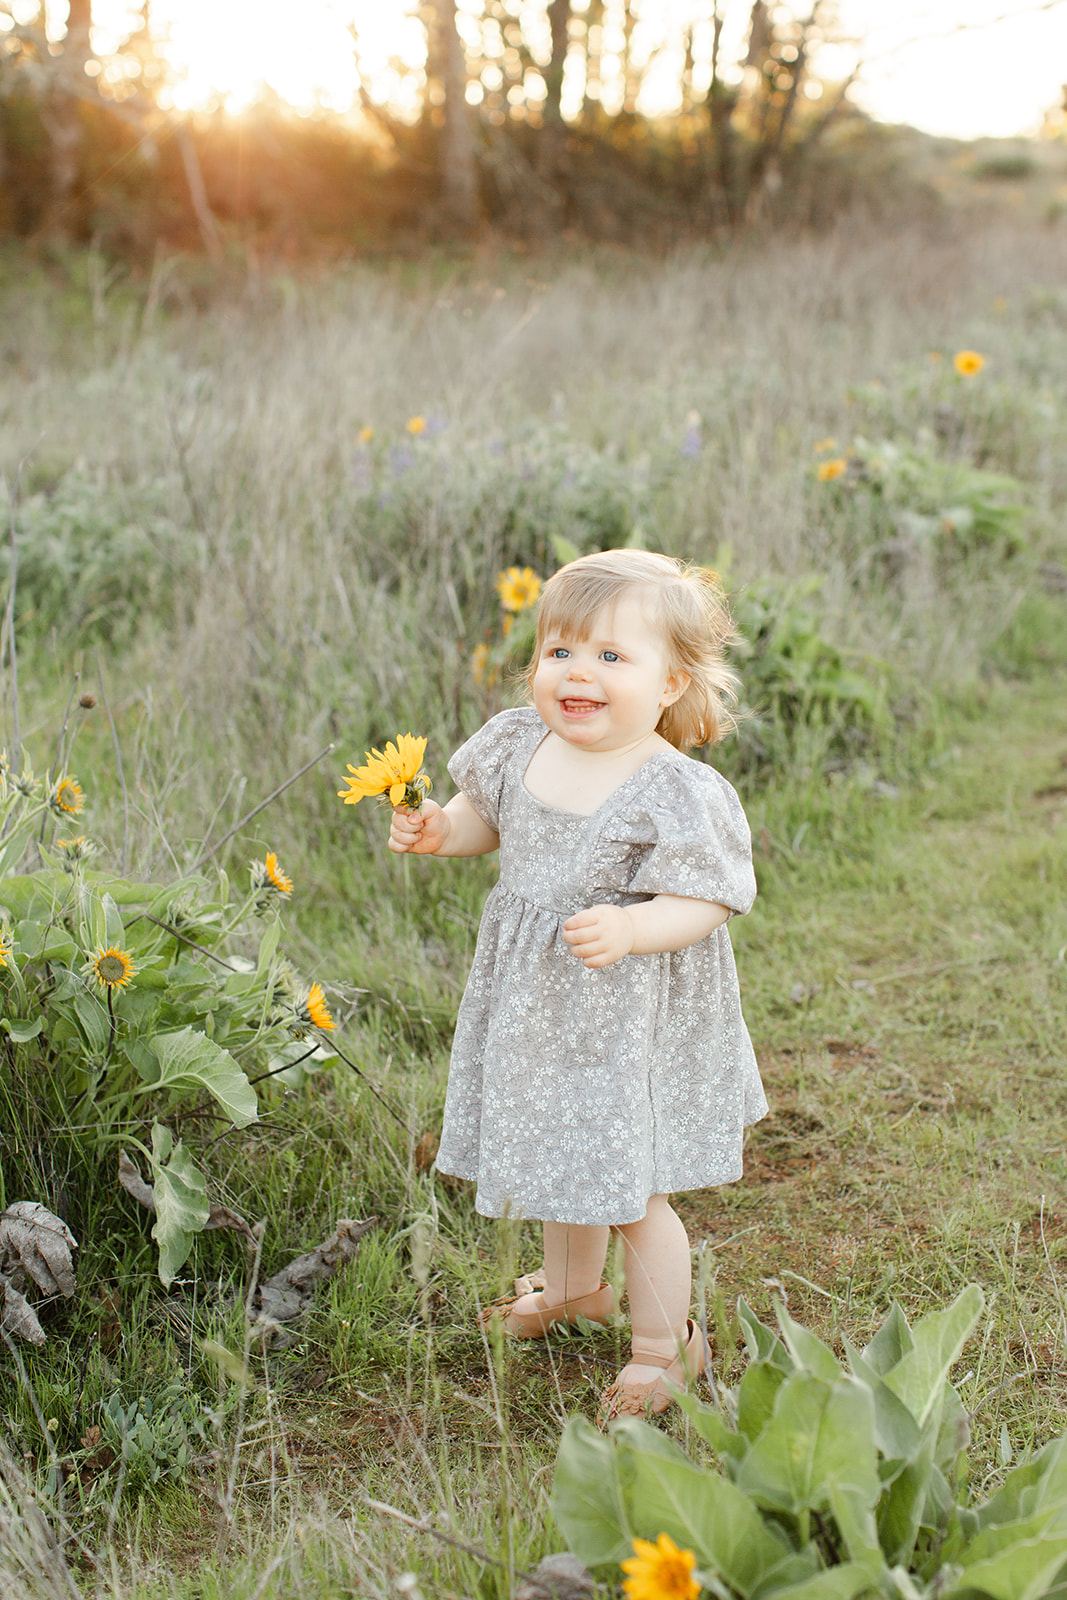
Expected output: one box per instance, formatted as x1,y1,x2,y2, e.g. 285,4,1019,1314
562,895,730,969
389,794,500,857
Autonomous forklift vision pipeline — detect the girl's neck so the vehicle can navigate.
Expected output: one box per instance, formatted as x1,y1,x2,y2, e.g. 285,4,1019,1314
523,728,672,816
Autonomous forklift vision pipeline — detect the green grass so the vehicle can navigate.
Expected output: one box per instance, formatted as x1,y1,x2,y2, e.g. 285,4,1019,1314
1,219,1066,1594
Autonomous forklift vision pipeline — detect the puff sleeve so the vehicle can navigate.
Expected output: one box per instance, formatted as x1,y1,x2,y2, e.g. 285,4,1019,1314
447,708,540,831
616,758,756,915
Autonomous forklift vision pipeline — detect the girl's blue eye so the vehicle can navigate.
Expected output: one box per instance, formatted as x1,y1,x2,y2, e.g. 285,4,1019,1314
550,647,570,659
601,651,619,663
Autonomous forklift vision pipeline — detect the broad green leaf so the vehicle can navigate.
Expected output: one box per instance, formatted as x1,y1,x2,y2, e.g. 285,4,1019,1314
613,1418,789,1596
78,883,107,953
877,1448,934,1569
150,1122,210,1287
861,1303,914,1378
102,891,125,946
139,1027,258,1125
946,1510,1067,1600
739,1298,794,1373
672,1389,747,1465
738,1374,879,1517
754,1565,873,1600
255,919,281,982
73,990,111,1054
40,928,78,962
829,1483,884,1577
550,533,582,566
847,1355,921,1468
165,958,216,991
737,1358,789,1445
551,1416,632,1566
883,1286,984,1429
969,1436,1067,1534
0,1017,44,1042
777,1305,843,1384
934,1383,970,1471
124,1038,161,1083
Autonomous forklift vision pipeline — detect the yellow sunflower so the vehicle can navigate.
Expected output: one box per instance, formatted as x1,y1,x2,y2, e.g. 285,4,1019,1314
358,425,375,443
304,982,336,1032
496,566,542,613
621,1535,701,1600
51,775,86,815
338,734,432,809
264,851,293,895
953,349,985,377
0,927,12,968
817,458,847,482
90,946,137,989
471,642,492,684
406,414,427,436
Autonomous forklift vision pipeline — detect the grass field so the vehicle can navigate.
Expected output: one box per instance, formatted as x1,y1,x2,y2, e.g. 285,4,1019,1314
0,213,1065,1596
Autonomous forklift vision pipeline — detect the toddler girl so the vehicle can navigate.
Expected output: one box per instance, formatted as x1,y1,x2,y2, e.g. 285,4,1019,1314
388,549,766,1420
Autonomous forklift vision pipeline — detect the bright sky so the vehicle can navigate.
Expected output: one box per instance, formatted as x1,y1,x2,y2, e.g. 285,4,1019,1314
78,0,1067,141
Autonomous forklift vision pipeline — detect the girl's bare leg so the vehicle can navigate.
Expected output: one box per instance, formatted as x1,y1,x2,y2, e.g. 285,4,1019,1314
613,1195,692,1380
512,1220,610,1315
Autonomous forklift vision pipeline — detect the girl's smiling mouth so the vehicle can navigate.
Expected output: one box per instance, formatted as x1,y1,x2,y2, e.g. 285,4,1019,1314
560,697,605,716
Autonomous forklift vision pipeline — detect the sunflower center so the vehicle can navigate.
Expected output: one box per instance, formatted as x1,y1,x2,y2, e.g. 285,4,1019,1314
97,954,127,984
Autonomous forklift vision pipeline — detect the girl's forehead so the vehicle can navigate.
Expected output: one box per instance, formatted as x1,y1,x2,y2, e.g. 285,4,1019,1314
549,592,660,642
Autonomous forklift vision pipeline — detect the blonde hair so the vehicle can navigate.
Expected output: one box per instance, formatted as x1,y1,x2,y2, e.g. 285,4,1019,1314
525,549,740,751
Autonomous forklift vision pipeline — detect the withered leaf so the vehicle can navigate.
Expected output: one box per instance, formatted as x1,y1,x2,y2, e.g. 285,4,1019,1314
251,1217,376,1338
0,1271,46,1345
414,1131,440,1173
203,1202,257,1245
118,1148,156,1211
0,1202,77,1297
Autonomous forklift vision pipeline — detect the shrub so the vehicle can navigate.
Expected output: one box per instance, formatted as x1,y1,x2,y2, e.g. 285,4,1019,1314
553,1287,1067,1599
0,759,337,1300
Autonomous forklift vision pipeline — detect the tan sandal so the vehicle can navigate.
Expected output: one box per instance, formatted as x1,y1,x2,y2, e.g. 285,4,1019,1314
479,1281,615,1338
598,1319,708,1424
513,1268,547,1296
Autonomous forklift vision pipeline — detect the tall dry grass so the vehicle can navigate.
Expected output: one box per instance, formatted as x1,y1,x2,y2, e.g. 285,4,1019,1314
3,215,1064,879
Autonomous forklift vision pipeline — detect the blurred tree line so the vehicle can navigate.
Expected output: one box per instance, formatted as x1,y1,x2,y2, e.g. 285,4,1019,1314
0,0,927,258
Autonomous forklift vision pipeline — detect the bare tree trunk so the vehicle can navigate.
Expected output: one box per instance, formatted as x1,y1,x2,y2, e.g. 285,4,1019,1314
434,0,479,232
40,0,94,246
539,0,570,180
580,0,605,121
176,123,223,261
705,2,738,227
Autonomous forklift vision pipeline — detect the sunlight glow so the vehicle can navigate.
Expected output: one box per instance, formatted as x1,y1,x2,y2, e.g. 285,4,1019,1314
81,0,1067,139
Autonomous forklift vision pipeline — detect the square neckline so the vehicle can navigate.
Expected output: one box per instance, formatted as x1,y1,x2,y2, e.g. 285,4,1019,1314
519,721,675,821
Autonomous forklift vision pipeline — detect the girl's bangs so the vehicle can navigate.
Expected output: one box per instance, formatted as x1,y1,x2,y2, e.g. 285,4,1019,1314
535,567,654,646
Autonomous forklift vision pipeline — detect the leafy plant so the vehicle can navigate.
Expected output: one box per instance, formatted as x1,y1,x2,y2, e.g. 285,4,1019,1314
553,1287,1067,1598
2,468,191,643
0,762,338,1298
729,576,887,770
99,1379,211,1492
825,435,1029,558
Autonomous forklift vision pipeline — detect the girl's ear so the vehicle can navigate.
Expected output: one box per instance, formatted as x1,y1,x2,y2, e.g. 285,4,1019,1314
661,669,691,708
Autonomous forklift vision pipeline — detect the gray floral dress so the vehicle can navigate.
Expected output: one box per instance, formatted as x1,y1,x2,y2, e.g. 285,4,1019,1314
435,707,766,1225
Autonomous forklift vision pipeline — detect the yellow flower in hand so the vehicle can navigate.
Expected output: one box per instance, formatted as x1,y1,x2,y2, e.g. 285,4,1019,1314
338,734,432,810
621,1534,700,1600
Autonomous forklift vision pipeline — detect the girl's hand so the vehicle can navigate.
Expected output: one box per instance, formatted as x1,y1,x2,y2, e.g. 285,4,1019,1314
389,798,450,855
562,903,635,969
